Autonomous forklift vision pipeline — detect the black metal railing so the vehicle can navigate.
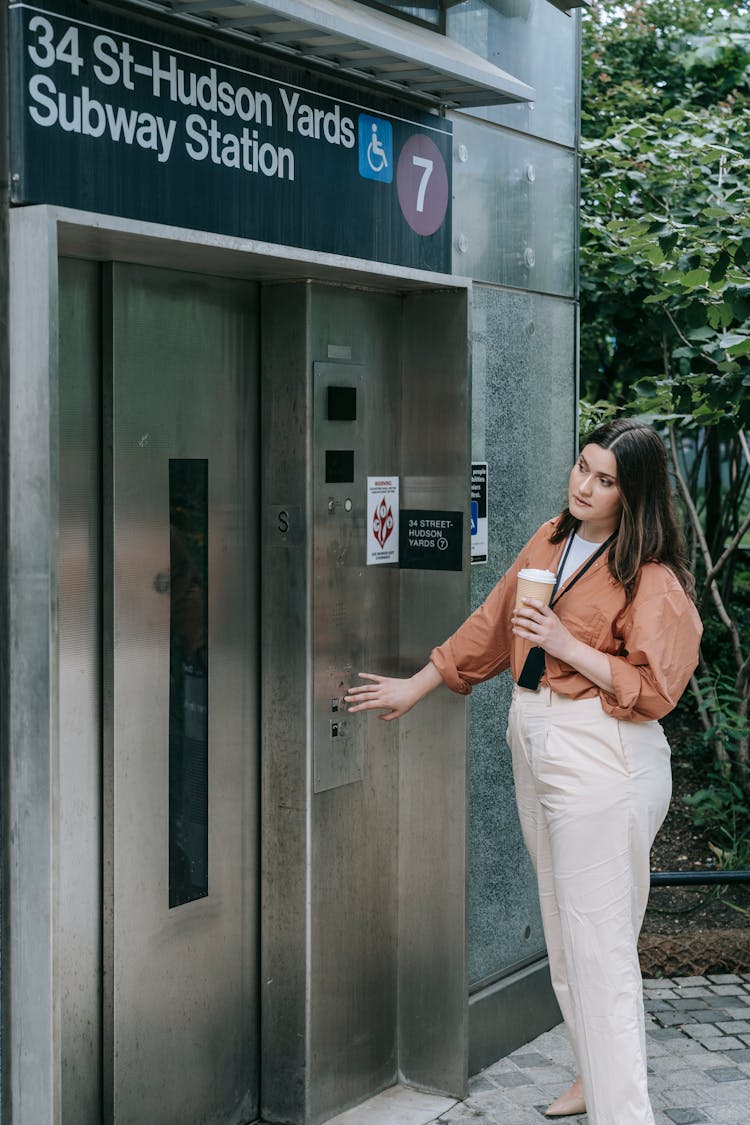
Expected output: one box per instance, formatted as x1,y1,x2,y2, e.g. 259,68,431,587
651,870,750,887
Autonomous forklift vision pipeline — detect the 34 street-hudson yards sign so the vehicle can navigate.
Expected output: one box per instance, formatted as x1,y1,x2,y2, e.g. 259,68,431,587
8,0,453,272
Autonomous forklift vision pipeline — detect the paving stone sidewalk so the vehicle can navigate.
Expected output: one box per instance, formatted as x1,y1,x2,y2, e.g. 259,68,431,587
435,973,750,1125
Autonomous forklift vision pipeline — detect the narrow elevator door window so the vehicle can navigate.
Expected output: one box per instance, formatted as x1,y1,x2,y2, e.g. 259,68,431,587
169,458,209,908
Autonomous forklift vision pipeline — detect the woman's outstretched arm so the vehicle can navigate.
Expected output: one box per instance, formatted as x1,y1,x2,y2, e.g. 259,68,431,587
344,662,443,721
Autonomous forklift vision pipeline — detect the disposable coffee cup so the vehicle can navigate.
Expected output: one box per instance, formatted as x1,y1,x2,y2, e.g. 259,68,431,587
515,568,556,609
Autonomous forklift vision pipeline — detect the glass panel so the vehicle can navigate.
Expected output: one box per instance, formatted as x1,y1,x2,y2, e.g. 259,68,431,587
169,458,209,908
446,0,579,148
451,115,576,296
468,285,576,986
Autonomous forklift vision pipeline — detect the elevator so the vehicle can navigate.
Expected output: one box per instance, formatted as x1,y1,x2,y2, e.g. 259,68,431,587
58,258,261,1124
7,208,470,1125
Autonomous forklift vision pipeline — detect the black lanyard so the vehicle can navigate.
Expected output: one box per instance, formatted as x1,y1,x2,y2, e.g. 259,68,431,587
517,531,617,691
549,530,617,609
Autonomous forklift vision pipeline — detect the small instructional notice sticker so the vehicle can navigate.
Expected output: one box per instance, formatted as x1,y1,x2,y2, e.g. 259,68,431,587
366,477,399,565
471,462,488,564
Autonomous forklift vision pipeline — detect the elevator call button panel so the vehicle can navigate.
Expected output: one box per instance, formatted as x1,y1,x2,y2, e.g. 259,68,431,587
312,363,366,793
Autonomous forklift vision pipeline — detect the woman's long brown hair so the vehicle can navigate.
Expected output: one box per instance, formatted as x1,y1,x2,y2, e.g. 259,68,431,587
550,418,695,601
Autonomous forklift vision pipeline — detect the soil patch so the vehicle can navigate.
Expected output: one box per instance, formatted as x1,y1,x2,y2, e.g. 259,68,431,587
638,711,750,976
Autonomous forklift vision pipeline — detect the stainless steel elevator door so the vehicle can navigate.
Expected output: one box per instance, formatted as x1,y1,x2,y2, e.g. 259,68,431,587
104,263,259,1125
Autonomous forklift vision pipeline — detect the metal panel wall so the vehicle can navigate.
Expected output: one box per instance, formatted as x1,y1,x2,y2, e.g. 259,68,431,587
261,281,470,1125
58,257,102,1124
103,263,260,1125
7,207,59,1125
398,289,470,1095
0,3,9,1113
260,281,312,1125
307,287,402,1123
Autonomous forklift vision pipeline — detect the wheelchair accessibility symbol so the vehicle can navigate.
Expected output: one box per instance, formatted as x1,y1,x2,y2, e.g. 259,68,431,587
358,114,393,183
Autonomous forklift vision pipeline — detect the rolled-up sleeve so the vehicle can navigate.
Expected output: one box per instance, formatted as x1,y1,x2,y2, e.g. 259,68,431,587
600,570,702,722
430,520,558,695
430,569,518,694
431,544,530,693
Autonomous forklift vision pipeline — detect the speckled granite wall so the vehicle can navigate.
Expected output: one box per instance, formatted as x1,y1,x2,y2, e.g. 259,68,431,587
466,284,577,987
446,0,580,997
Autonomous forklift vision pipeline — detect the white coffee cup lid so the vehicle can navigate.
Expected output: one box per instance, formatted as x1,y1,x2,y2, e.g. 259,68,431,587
517,568,556,583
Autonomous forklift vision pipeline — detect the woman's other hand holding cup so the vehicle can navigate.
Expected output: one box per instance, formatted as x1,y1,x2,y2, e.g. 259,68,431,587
512,599,576,664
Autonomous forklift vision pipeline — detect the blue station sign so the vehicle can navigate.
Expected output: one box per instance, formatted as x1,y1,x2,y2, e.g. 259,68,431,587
9,0,453,272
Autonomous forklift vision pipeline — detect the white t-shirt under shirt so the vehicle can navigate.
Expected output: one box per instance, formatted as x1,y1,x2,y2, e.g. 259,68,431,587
558,532,602,589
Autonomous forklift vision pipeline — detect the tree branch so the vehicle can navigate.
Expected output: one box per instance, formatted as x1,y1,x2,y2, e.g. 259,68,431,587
704,508,750,587
664,308,723,368
690,670,714,738
737,651,750,695
740,429,750,471
662,332,671,379
690,665,730,769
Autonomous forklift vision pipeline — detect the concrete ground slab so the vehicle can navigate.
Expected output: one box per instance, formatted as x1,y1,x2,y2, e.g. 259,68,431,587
324,1085,458,1125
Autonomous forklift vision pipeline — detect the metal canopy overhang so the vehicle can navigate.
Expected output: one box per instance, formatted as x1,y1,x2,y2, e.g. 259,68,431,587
546,0,589,12
128,0,535,108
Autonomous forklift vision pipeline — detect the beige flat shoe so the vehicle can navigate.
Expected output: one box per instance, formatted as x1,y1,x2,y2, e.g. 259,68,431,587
545,1077,586,1118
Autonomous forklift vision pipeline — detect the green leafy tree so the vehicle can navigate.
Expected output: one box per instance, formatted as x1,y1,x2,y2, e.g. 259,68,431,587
581,1,750,799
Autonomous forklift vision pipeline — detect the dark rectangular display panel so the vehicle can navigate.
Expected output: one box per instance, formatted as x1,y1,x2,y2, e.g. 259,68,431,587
327,385,357,421
325,449,355,483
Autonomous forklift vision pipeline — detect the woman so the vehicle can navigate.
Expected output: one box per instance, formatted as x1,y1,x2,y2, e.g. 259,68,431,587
345,419,702,1125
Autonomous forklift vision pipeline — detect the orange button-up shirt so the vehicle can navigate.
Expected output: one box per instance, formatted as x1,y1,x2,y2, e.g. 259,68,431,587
430,519,703,723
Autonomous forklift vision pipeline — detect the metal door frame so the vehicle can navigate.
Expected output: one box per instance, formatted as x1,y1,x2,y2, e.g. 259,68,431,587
5,204,470,1125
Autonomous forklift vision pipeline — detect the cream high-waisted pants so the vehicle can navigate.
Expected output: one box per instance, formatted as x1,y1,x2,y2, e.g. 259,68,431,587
507,686,672,1125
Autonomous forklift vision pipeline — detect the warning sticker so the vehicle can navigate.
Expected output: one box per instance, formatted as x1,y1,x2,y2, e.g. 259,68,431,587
366,477,399,565
399,510,463,571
